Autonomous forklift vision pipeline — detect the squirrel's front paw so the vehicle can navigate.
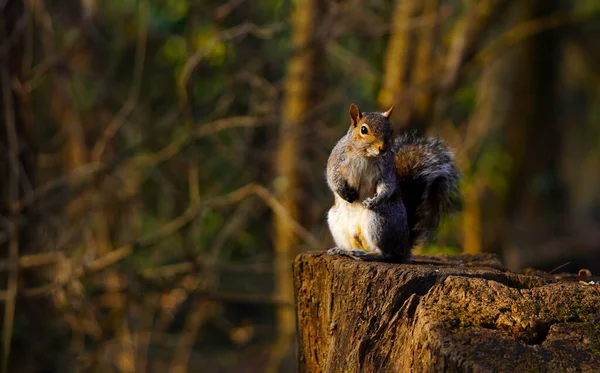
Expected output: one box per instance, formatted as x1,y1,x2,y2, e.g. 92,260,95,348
348,190,358,202
362,197,380,209
341,188,358,203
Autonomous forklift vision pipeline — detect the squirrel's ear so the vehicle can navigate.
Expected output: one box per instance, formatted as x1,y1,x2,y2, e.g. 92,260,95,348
382,106,394,118
349,104,362,126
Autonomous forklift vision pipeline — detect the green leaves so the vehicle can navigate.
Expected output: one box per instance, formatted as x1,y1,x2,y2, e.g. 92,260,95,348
164,0,189,21
159,25,229,67
160,35,188,64
474,144,513,195
574,0,600,17
194,26,229,67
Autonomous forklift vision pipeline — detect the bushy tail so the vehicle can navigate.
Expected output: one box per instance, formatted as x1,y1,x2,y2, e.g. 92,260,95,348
392,132,460,247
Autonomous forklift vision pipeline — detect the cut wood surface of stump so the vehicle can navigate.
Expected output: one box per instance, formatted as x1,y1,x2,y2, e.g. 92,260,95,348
293,252,600,373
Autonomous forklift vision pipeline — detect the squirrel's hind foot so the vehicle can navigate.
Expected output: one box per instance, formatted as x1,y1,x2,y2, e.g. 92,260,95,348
327,247,390,262
327,247,354,258
349,250,390,261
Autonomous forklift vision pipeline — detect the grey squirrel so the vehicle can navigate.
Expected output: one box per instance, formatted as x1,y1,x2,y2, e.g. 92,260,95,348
326,103,459,262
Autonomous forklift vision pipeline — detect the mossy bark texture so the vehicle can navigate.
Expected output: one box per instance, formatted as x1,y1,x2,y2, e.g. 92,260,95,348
294,253,600,373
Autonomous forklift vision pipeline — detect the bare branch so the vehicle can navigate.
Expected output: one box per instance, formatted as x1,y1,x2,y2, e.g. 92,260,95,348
0,252,61,271
74,183,317,276
178,22,284,107
91,0,149,162
12,116,263,215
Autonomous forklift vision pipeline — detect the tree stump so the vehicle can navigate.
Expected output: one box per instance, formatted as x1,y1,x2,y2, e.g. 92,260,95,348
293,252,600,372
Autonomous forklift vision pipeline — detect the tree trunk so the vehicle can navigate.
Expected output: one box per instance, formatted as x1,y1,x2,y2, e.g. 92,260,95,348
378,0,416,126
0,3,26,371
499,0,565,269
410,0,438,129
0,1,50,371
294,252,600,372
270,0,318,371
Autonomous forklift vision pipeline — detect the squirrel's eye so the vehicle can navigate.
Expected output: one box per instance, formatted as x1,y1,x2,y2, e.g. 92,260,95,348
360,126,368,135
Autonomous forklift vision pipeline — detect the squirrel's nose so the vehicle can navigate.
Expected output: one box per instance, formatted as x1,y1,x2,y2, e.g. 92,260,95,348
379,145,387,154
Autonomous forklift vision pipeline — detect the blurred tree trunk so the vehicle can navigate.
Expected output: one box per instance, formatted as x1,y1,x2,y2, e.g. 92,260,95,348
0,4,24,372
50,71,113,260
520,0,564,223
0,1,34,231
0,1,47,371
378,0,416,126
566,25,600,222
270,0,318,371
410,0,439,129
35,0,125,367
461,53,509,254
499,0,565,268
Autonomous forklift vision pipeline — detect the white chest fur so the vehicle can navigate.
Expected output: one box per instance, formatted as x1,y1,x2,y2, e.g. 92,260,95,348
327,196,381,255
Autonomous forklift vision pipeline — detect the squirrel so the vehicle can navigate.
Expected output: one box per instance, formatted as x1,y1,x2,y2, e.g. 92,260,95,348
326,103,460,262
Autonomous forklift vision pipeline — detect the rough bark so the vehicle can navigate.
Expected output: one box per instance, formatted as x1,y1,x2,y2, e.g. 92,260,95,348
294,252,600,373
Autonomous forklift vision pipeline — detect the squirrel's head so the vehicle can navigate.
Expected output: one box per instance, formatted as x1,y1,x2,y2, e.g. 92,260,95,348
348,103,394,157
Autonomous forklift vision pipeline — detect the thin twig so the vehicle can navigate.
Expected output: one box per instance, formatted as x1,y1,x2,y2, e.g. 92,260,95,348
215,0,246,20
12,162,104,212
168,299,215,372
193,290,292,306
207,184,319,249
474,11,574,65
178,22,283,106
12,116,262,215
0,252,62,272
0,12,28,57
549,262,571,274
0,253,274,278
91,0,149,161
83,183,318,273
208,198,258,257
133,116,262,168
0,181,317,304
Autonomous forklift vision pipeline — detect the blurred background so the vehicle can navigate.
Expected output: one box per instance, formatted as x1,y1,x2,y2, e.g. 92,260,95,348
1,0,600,371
